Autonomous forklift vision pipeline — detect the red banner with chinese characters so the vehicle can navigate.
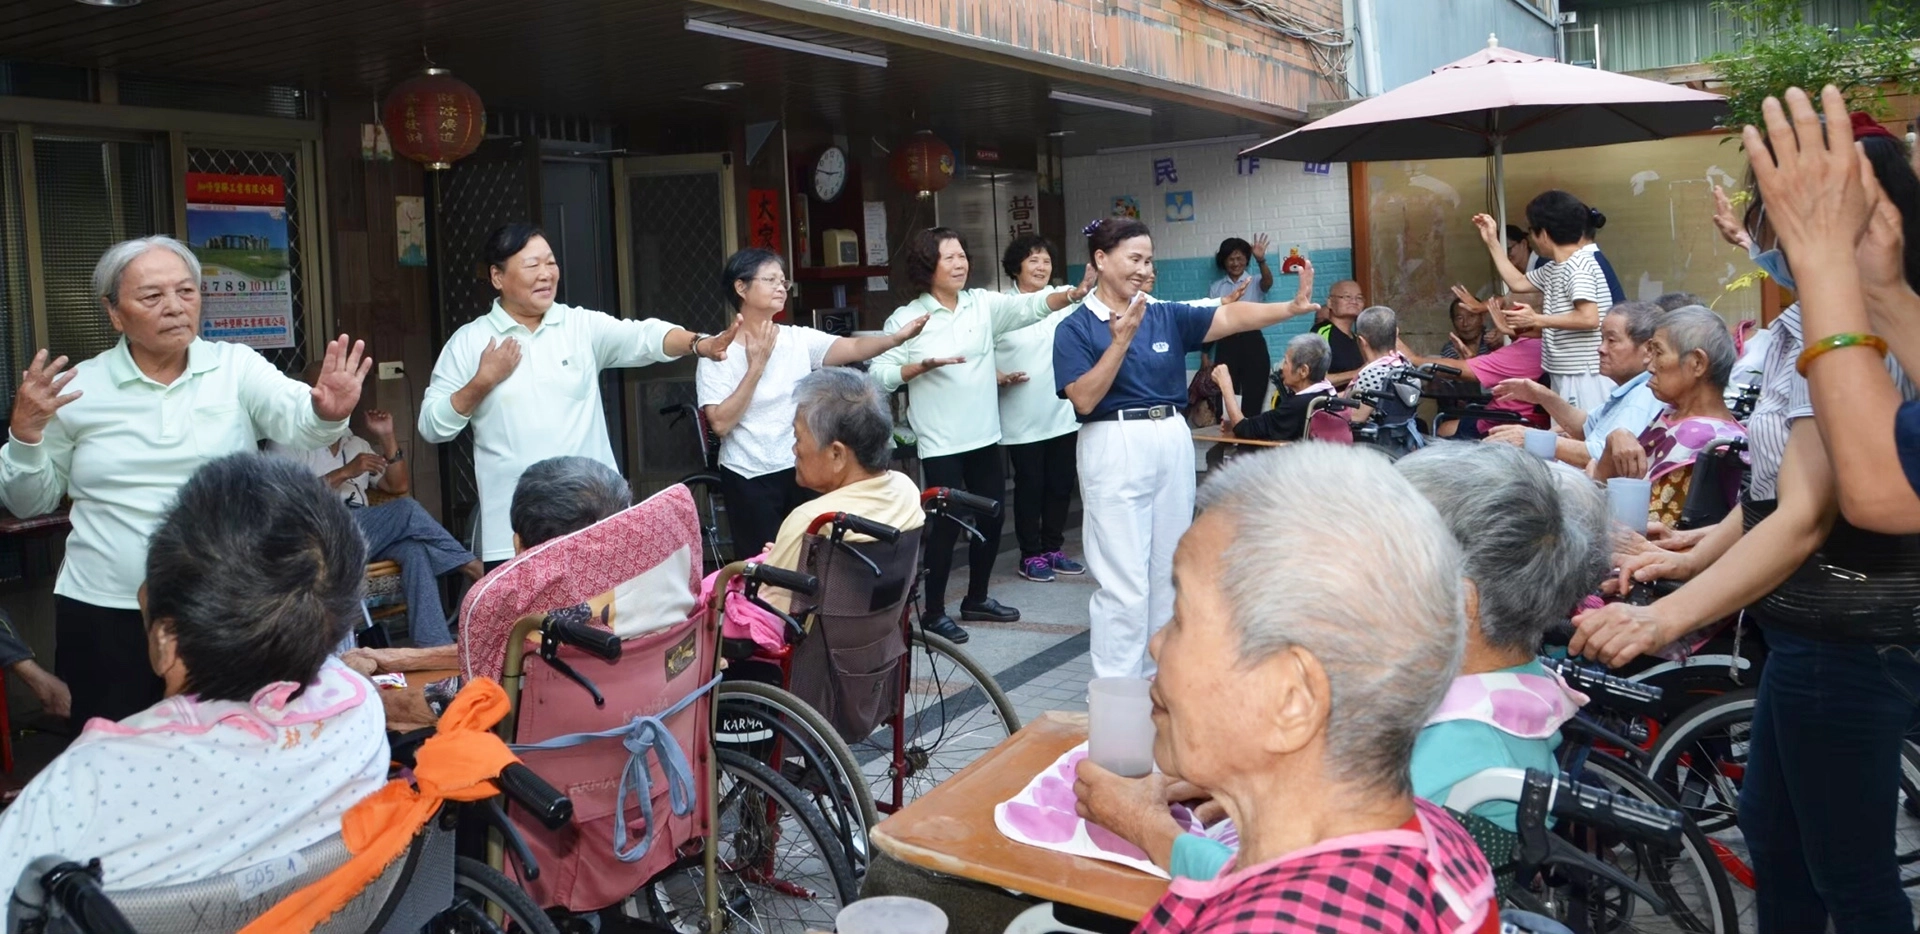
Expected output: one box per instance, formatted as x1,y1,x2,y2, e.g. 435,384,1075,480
748,189,782,253
185,173,284,207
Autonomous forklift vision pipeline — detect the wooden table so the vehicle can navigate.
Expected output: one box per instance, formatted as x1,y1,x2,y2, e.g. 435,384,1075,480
870,711,1168,922
1191,427,1289,448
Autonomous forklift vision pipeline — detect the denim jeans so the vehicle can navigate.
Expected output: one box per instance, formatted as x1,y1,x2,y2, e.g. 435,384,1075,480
1738,626,1920,933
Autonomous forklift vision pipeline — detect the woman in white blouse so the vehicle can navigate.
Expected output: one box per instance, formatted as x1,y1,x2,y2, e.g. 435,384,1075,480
0,235,369,725
869,228,1088,644
697,248,925,557
994,234,1090,585
420,223,735,566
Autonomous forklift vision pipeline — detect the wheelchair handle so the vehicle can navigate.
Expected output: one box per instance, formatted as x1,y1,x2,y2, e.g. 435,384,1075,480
498,762,573,831
744,562,818,596
832,512,902,544
547,614,621,662
1540,770,1685,849
926,486,1000,519
16,859,136,934
1539,657,1665,714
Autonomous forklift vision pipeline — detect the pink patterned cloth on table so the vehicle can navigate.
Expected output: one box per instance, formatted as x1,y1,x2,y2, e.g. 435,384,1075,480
995,743,1236,879
459,484,703,683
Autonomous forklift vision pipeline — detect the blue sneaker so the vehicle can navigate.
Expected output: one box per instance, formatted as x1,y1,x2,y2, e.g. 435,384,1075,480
1020,555,1056,582
1047,551,1087,575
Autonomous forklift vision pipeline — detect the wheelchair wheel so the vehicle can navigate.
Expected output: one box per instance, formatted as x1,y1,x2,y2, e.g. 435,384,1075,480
854,629,1021,813
716,679,877,867
632,749,858,933
680,473,733,570
1550,752,1738,934
1645,688,1920,931
431,856,560,934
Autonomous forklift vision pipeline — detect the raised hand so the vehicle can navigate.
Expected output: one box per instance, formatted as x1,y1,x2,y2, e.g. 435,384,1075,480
1223,276,1251,304
1857,164,1912,304
1110,291,1148,346
310,334,373,422
474,336,523,390
910,356,965,380
701,315,743,361
1471,213,1503,246
1491,378,1544,404
1499,300,1537,334
1250,233,1271,259
1211,364,1235,396
892,313,933,345
742,317,778,371
1450,284,1487,314
9,350,82,445
1448,333,1476,359
1711,184,1753,251
364,409,395,441
1742,85,1871,260
1076,263,1099,301
1288,258,1319,316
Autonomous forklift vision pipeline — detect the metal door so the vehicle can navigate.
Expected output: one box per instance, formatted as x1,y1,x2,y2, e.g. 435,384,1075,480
613,153,737,497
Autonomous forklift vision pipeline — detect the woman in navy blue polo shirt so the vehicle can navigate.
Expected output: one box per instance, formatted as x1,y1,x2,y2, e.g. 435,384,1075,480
1054,218,1320,679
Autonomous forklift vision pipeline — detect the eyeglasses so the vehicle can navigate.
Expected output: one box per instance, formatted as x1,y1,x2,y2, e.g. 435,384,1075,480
750,275,790,291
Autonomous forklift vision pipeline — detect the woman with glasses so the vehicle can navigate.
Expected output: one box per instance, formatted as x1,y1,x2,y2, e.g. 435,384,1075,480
697,248,927,557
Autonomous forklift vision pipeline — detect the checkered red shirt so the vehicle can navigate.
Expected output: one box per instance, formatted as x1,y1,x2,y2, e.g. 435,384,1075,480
1134,799,1497,934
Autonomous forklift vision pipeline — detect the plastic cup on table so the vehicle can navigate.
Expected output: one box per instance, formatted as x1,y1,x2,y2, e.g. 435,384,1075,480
1523,428,1558,461
1608,477,1653,535
1088,677,1157,778
835,896,948,934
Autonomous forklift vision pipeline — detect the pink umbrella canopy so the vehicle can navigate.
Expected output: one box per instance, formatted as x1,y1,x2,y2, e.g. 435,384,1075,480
1243,40,1726,163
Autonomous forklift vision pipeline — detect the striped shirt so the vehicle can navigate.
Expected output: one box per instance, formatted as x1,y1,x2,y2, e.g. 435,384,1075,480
1746,303,1916,500
1526,244,1612,376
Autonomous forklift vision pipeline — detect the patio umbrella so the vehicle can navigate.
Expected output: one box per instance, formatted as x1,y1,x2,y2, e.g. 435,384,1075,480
1242,35,1727,229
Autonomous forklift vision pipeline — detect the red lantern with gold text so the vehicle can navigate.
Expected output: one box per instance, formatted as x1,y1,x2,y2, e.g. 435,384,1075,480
382,68,485,171
891,131,954,199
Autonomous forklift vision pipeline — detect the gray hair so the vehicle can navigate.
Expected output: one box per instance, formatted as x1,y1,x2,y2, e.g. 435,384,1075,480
1284,333,1331,383
1354,305,1398,353
144,454,365,702
1609,300,1662,346
800,368,894,471
511,456,632,548
1197,444,1465,796
1660,305,1736,389
1652,291,1708,312
1396,443,1610,654
94,235,201,308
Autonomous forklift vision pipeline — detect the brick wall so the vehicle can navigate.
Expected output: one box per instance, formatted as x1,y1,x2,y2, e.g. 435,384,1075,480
1063,139,1353,362
789,0,1342,115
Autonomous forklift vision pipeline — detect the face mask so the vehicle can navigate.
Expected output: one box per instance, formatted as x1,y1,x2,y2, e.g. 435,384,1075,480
1749,241,1796,291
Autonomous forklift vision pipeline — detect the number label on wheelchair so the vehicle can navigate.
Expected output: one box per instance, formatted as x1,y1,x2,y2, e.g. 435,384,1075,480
235,851,307,902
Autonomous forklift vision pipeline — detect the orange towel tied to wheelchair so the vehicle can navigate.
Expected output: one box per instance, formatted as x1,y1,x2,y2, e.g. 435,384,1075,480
238,679,519,934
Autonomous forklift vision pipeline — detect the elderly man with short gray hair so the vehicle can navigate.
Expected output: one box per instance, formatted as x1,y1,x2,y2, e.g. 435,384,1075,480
1210,332,1335,443
1485,300,1666,467
1072,444,1496,931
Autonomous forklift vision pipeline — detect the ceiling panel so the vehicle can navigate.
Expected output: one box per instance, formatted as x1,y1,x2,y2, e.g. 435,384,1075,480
0,0,1287,156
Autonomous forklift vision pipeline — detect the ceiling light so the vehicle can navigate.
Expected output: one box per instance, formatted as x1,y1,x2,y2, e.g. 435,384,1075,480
686,18,888,69
703,81,745,92
1047,130,1075,138
1049,90,1153,117
73,0,143,6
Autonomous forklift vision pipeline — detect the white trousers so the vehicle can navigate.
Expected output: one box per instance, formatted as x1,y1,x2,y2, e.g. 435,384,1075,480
1554,373,1619,418
1077,417,1196,680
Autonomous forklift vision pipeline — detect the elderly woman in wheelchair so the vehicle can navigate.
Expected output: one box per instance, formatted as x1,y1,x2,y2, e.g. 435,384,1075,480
0,453,389,895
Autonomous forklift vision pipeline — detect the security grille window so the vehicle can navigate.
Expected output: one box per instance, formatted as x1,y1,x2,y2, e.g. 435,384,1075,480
186,147,307,373
33,136,162,365
0,133,29,408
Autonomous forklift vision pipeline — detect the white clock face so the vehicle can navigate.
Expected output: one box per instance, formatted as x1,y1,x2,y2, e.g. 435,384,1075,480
813,147,847,202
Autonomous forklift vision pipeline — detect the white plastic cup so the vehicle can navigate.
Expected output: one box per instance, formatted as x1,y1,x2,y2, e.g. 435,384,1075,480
836,896,948,934
1608,477,1653,535
1088,677,1157,778
1523,427,1558,461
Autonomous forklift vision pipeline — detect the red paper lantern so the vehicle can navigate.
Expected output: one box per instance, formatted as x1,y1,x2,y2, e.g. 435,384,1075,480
382,68,485,171
891,131,954,198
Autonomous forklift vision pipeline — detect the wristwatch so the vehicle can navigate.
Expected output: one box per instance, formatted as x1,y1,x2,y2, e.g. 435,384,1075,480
384,449,404,462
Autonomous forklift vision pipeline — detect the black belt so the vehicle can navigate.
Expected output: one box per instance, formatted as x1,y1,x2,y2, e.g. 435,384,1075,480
1086,404,1182,423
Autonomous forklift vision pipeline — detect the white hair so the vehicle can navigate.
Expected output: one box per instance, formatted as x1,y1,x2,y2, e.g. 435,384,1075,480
93,236,202,308
1196,443,1466,796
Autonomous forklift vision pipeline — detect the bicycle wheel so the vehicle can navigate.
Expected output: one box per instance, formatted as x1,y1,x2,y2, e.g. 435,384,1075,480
632,749,858,934
1564,752,1739,934
853,629,1021,813
680,473,733,570
429,856,560,934
716,679,876,867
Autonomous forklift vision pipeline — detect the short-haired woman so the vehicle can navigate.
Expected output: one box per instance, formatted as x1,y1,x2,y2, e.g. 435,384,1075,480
869,228,1088,643
1473,191,1618,412
993,234,1089,583
0,454,388,890
420,223,737,567
0,236,369,725
697,248,924,557
1205,234,1275,416
1054,218,1318,679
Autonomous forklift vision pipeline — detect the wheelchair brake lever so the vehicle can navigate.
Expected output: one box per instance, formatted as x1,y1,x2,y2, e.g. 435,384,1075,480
539,638,605,708
831,535,884,578
746,592,807,638
479,796,542,881
943,514,986,544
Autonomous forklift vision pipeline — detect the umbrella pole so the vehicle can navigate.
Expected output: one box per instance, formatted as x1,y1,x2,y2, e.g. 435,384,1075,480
1494,133,1509,295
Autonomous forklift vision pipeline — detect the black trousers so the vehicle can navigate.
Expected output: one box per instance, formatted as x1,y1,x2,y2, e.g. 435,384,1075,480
1005,431,1077,558
720,466,818,559
920,444,1006,613
55,596,164,725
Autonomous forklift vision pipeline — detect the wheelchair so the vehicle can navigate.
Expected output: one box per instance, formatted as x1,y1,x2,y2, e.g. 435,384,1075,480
707,486,1023,876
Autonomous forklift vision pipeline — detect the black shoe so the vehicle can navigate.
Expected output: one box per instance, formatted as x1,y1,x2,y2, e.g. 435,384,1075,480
921,613,971,644
960,597,1021,623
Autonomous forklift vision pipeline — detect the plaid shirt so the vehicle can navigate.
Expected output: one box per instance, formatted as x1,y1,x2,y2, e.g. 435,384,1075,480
1134,799,1497,934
